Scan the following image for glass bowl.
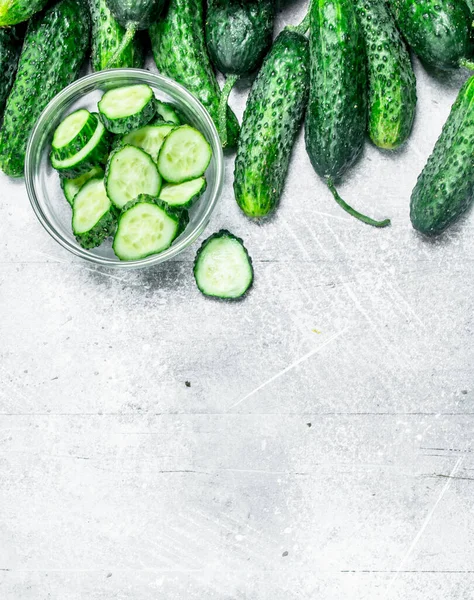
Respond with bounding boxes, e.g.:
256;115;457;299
25;69;224;269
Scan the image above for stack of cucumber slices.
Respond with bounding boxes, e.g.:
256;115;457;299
50;83;212;261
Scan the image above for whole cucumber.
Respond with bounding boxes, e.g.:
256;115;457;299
410;76;474;235
89;0;144;70
149;0;240;148
206;0;275;76
387;0;473;70
0;0;47;26
0;0;90;178
356;0;417;149
233;30;310;218
0;27;23;118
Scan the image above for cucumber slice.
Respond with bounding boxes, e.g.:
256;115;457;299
157;125;212;183
98;84;156;134
60;166;105;206
51;118;110;179
113;195;189;261
105;145;162;209
155;100;181;125
119;123;175;162
72;177;117;249
51;109;98;161
159;177;206;209
194;230;253;299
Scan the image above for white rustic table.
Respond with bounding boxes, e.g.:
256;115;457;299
1;1;473;598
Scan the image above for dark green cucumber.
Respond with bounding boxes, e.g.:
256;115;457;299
0;0;90;178
89;0;144;70
410;75;474;235
356;0;417;150
233;30;309;218
388;0;473;70
305;0;389;228
104;0;166;68
206;0;275;76
149;0;240;148
0;0;47;26
0;27;22;118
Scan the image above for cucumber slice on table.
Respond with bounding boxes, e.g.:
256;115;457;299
118;123;175;162
105;145;162;209
157;125;212;183
60;166;105;206
155;100;181;125
98;84;156;133
72;177;117;248
51;109;98;161
51;118;110;178
113;195;188;261
159;177;206;209
194;230;253;299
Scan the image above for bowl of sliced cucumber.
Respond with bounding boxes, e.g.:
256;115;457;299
25;69;224;268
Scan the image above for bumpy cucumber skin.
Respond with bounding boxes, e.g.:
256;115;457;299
72;178;118;249
99;92;156;134
356;0;416;150
89;0;144;70
305;0;367;181
388;0;472;70
105;0;166;29
206;0;274;76
0;0;91;178
193;229;254;299
0;0;47;26
0;27;22;117
233;30;309;218
52;111;98;162
410;76;474;236
149;0;240;148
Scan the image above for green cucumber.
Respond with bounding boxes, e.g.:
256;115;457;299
159;177;206;209
98;84;156;134
410;75;474;236
0;0;91;178
89;0;145;70
233;30;309;219
113;195;188;261
52;109;98;162
387;0;473;70
104;0;166;68
157;125;212;184
60;166;105;206
0;0;47;26
72;177;117;249
305;0;390;228
105;144;162;209
149;0;240;148
194;230;253;299
118;122;175;162
155;101;181;125
0;27;22;118
51;119;110;179
356;0;417;150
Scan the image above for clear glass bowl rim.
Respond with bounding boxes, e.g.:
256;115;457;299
24;68;225;269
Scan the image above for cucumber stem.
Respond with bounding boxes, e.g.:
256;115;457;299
286;0;312;35
105;23;138;69
327;179;391;228
218;74;239;148
460;58;474;71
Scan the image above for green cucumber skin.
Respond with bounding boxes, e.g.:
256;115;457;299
305;0;367;182
149;0;240;148
0;0;47;26
0;0;91;178
105;0;166;29
388;0;472;70
99;95;156;134
206;0;274;76
233;30;309;218
0;27;22;118
356;0;416;150
410;76;474;236
89;0;144;70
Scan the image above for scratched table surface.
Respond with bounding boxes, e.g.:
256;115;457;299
1;2;474;599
